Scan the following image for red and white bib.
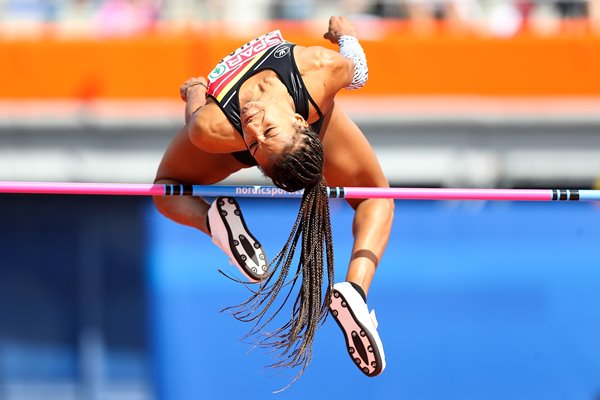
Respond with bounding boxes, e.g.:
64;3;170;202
207;31;285;102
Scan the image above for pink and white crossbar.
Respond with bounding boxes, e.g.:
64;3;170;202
0;181;599;201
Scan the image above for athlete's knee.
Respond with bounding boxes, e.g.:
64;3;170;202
378;198;395;227
366;198;395;231
384;198;395;217
151;177;178;213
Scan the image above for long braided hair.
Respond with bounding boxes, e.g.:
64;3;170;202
226;125;334;384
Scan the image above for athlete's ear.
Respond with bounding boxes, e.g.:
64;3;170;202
293;113;309;127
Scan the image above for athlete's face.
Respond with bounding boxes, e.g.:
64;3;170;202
241;101;308;168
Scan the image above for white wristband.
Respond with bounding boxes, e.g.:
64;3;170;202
338;35;368;90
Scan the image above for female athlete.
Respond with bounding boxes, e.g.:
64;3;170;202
154;16;394;381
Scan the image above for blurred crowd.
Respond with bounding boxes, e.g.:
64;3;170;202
0;0;599;37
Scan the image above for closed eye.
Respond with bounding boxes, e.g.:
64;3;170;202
266;127;280;138
248;141;258;154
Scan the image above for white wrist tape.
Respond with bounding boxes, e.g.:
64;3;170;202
338;35;368;90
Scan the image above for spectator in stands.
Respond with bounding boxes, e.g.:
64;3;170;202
590;0;600;32
402;0;481;35
270;0;315;20
94;0;159;37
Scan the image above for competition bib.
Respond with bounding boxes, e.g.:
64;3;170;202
207;31;285;101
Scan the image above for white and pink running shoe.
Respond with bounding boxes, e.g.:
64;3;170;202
208;197;269;282
330;281;386;377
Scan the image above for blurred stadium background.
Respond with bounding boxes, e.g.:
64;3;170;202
1;1;600;399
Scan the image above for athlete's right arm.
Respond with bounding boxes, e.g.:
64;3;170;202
181;79;217;151
182;81;243;154
179;76;209;124
152;78;248;234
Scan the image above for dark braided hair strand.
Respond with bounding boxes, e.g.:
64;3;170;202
225;125;335;387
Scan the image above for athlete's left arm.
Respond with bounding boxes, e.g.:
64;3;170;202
320;103;394;294
323;16;369;91
298;16;369;112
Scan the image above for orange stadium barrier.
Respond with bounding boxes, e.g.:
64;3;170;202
2;22;600;99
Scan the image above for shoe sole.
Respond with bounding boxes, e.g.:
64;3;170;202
210;197;268;282
330;286;385;377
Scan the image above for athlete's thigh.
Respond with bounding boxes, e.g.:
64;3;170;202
320;103;389;188
155;126;249;184
320;103;389;208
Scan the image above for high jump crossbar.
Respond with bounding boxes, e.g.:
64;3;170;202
0;181;599;201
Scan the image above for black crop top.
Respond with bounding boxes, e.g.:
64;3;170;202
206;30;324;166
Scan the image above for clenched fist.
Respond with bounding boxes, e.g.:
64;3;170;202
323;16;358;44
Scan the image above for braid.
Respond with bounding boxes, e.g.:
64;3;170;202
224;125;335;388
264;125;323;191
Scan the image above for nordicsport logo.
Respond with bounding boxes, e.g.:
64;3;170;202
235;186;303;197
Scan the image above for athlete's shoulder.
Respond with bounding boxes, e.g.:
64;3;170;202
295;46;352;77
294;45;354;94
294;45;344;71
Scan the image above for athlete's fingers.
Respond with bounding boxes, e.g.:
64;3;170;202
323;31;335;43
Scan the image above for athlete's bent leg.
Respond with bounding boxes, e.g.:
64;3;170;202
153;126;269;282
329;198;394;376
319;104;394;376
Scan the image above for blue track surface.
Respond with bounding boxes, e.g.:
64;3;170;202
147;199;600;400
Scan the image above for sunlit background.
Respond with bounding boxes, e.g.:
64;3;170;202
1;1;600;399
